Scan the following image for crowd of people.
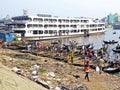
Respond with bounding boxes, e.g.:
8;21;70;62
1;39;120;83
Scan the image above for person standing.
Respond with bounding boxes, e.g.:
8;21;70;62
70;50;74;64
84;61;90;81
66;54;71;63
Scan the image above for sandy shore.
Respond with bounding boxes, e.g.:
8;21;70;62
0;48;120;90
0;63;47;90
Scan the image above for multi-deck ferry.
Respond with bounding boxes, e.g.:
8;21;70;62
7;14;105;40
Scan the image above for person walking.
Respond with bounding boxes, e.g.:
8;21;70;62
84;61;90;82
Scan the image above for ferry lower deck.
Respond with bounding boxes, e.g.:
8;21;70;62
21;31;105;41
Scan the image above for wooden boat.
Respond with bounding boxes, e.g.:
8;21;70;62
17;45;26;49
103;67;120;73
113;31;116;34
103;40;118;44
76;44;90;50
112;48;120;53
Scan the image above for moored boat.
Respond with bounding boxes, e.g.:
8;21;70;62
113;31;116;34
112;44;120;53
76;44;90;50
112;48;120;53
103;67;120;73
103;40;118;44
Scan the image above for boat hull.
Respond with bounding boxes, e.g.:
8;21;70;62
112;49;120;53
103;67;120;73
103;40;118;44
22;31;105;41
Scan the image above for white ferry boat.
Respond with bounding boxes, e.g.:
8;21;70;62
7;14;105;40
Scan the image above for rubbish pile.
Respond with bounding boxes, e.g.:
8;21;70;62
1;55;87;90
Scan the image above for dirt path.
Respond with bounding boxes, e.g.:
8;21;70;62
0;63;47;90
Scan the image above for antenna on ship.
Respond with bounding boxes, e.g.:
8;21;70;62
23;9;28;16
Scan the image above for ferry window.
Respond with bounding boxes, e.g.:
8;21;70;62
44;19;48;22
38;18;43;22
70;20;73;23
39;30;43;34
98;24;101;27
74;30;77;33
81;30;84;32
59;30;62;33
27;24;32;28
63;30;65;33
44;25;48;28
33;30;38;34
33;18;37;21
49;25;53;27
77;20;79;23
29;30;32;33
87;25;89;27
33;24;38;27
49;30;53;34
58;19;62;23
53;19;57;22
81;20;84;23
54;25;57;27
17;24;25;28
66;25;69;27
28;18;32;21
66;30;69;33
98;28;101;31
73;25;77;28
66;20;69;23
81;25;84;28
58;25;62;28
44;30;48;34
39;24;43;27
71;30;73;33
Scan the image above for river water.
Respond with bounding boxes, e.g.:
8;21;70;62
49;28;120;75
61;28;120;49
59;28;120;75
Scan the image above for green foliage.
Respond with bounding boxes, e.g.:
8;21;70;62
39;68;47;73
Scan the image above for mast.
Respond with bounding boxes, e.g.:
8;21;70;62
23;9;28;16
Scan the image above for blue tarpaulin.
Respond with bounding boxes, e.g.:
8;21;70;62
0;30;14;42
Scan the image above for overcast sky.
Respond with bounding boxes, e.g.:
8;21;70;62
0;0;119;19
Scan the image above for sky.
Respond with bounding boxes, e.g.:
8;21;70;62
0;0;120;19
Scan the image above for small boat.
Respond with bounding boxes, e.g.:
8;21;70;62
17;45;26;49
76;44;90;50
112;48;120;53
103;40;118;44
113;31;116;34
103;67;120;73
51;40;61;44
